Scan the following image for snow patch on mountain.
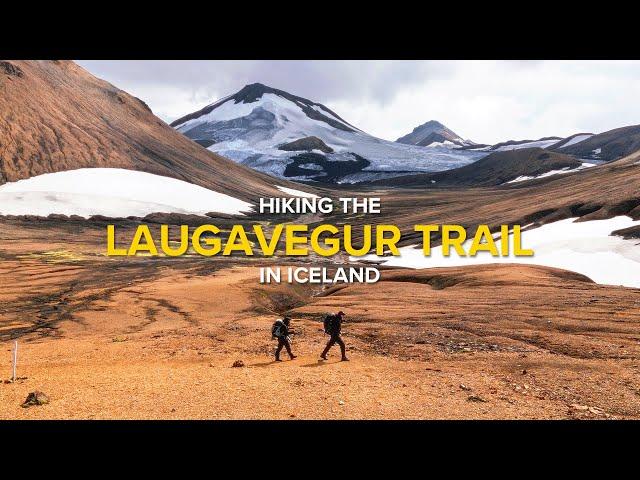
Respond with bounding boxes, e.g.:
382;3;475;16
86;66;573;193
505;162;596;184
554;134;594;149
276;185;319;198
0;168;253;218
489;137;563;152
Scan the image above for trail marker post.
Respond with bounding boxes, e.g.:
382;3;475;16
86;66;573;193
12;340;17;382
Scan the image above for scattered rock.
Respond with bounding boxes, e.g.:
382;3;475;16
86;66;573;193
232;360;245;368
459;384;472;391
522;369;527;375
569;403;607;417
21;391;50;408
0;61;24;78
467;395;487;403
338;400;345;406
278;136;334;154
588;406;604;415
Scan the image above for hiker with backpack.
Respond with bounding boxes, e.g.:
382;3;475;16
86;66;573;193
320;311;349;362
272;317;297;362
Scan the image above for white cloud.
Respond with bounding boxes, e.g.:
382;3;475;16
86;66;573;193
78;60;640;144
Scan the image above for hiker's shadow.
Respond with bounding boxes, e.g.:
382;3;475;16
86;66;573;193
300;360;337;368
250;361;279;368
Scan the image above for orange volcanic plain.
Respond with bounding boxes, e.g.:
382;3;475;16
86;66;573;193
1;220;639;419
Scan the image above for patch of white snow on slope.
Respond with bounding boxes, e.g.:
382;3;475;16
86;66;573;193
0;168;253;218
492;138;562;151
505;163;596;184
359;216;640;288
559;134;594;148
276;185;319;198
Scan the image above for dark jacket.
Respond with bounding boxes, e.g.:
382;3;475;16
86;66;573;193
330;315;343;335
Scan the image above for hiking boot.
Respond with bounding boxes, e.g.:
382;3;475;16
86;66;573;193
319;355;327;361
275;358;282;362
290;355;297;360
341;357;350;362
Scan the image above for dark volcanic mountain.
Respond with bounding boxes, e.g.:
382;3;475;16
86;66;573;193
396;120;468;147
0;61;292;202
370;148;588;187
553;125;640;161
171;83;485;183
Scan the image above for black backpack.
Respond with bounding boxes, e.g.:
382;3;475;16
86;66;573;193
272;320;285;338
323;314;336;335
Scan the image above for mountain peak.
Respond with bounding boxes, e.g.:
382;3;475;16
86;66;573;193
396;120;466;147
413;120;446;132
232;83;280;103
171;83;357;133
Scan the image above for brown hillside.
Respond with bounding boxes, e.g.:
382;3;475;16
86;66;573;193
0;60;303;202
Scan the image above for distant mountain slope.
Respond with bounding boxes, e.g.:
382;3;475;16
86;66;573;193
554;124;640;161
370;148;589;187
548;133;594;150
171;83;485;183
395;120;469;147
0;61;295;203
455;136;568;153
487;136;563;151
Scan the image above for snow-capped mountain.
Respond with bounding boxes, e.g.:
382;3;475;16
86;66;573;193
171;83;486;183
395;120;471;147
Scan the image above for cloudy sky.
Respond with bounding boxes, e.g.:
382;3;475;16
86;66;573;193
78;61;640;144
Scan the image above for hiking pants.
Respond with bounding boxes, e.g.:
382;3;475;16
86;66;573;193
276;337;294;360
321;334;346;359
